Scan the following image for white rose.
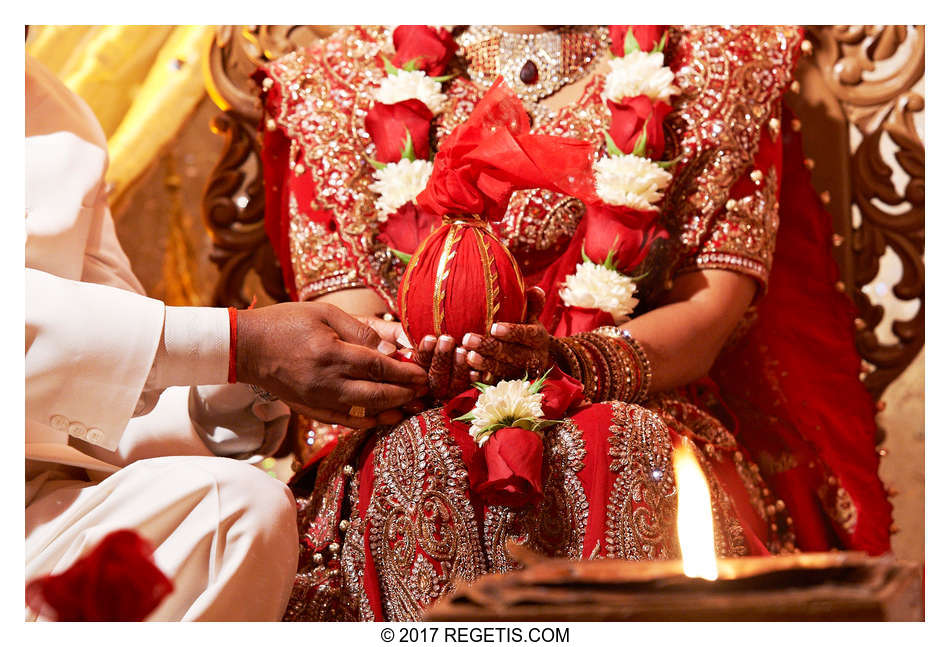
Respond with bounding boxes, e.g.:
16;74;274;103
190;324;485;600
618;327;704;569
603;50;679;103
559;260;639;324
469;379;545;446
368;158;434;218
375;69;447;114
594;154;672;211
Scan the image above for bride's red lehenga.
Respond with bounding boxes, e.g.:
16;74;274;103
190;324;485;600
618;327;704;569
256;26;894;621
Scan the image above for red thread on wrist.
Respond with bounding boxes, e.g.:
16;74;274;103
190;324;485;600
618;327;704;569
228;307;238;384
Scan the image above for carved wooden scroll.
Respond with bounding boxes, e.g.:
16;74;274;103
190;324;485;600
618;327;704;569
202;25;924;396
785;26;924;401
201;26;328;306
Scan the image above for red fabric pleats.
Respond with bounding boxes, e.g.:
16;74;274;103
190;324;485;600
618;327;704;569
710;102;893;554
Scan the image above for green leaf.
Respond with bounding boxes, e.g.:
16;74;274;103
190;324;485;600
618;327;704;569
510;418;538;431
473;382;492;392
581;244;592;265
390;248;413;264
453;411;476;422
403;57;420;72
364;154;387;171
382;55;399;76
528;367;554;395
430;72;456;83
603;131;624;158
635;113;655;158
624;28;640;56
400;128;416;162
656;154;682;170
603;240;621;272
652;30;669;55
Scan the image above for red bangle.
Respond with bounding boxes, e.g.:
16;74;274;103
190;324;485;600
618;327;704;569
228;306;238;384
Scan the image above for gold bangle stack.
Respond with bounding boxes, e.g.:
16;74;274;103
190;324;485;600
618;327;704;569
550;327;653;403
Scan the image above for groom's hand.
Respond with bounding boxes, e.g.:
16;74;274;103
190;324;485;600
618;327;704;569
236;302;427;428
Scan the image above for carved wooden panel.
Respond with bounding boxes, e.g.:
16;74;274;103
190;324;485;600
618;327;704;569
201;25;924;394
786;26;924;401
201;26;329;306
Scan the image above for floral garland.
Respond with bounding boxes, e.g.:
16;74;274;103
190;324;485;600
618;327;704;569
364;26;457;260
559;25;678;325
365;25;676;309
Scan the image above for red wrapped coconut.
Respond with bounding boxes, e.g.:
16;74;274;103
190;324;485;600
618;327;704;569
398;80;597;348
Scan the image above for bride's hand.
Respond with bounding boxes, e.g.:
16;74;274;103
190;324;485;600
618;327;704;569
415;334;471;400
461;287;552;381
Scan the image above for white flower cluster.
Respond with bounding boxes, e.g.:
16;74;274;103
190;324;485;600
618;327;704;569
369;42;451;223
593;155;672;212
596;39;678;209
559;260;640;323
368;158;434;218
375;69;447;114
469;379;545;447
603;50;678;104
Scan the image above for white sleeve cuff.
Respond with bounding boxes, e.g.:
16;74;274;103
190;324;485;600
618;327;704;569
153;306;230;387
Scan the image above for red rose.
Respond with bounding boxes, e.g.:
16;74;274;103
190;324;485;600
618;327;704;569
553;306;617;337
392;25;458;76
539;366;586;418
25;530;173;621
365;99;433;163
606;96;672;159
474;427;544;508
609;25;667;57
378;202;440;256
583;202;668;274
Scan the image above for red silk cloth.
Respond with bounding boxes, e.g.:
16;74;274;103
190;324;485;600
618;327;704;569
415;79;597;221
400;80;598;349
26;530;173;621
398;220;527;349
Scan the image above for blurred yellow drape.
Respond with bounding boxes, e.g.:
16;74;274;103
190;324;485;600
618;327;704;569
27;25;214;209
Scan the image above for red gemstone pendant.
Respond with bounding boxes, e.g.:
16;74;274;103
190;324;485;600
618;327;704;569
519;60;539;85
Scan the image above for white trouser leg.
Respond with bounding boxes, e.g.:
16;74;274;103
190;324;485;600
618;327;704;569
26;456;298;621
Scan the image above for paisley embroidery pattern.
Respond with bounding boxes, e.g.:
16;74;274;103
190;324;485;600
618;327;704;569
366;411;486;621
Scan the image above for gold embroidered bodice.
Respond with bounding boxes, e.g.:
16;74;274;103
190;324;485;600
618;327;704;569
262;25;801;309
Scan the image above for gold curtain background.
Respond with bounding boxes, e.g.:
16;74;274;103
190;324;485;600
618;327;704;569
27;26;214;209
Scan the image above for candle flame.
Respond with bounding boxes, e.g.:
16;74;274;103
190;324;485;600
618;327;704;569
673;438;719;580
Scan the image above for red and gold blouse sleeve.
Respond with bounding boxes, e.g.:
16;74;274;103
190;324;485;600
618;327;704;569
662;26;803;292
258;26;404;307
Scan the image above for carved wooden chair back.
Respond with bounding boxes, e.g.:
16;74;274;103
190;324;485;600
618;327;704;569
201;25;924;404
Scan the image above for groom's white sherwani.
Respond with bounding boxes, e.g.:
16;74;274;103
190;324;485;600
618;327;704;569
25;55;298;621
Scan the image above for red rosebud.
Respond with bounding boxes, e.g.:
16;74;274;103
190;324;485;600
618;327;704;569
474;427;544;508
392;25;459;76
378;202;441;257
553;305;617;337
583;202;668;274
606;95;672;159
364;99;433;163
538;366;586;418
26;530;173;621
609;25;667;57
